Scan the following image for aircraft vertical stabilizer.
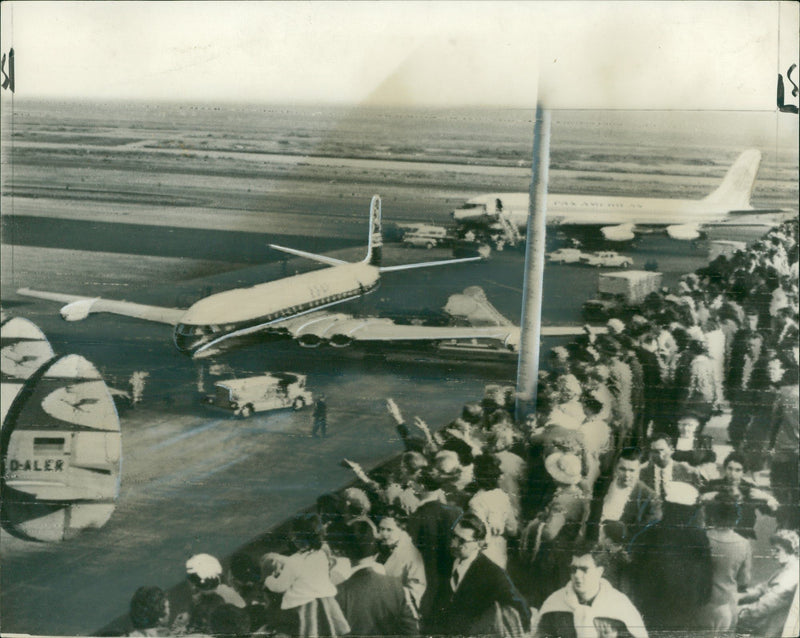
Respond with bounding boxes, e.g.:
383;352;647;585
702;149;761;210
364;195;382;267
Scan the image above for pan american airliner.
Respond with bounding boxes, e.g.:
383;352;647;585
452;149;788;241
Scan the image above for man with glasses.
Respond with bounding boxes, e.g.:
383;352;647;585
433;512;530;636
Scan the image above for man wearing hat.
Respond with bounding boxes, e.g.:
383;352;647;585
671;409;717;478
628;481;713;632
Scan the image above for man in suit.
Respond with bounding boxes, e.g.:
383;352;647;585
434;512;530;636
406;469;462;630
586;449;661;549
335;520;418;636
639;434;702;501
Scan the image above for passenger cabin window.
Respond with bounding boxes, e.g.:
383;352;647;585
34;437;65;455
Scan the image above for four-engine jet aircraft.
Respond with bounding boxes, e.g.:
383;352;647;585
17;196;483;358
452;149;782;241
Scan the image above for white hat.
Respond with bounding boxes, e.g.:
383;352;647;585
544;452;582;485
663;481;699;506
686;326;706;343
606;318;625;334
186;553;222;580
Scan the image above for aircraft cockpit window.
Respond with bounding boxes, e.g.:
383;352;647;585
461;203;483;209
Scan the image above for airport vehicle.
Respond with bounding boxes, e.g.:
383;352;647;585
579;251;633;268
204;372;313;417
402;224;450;249
581;270;663;322
1;317;121;542
546;248;585;263
709;240;746;261
451;149;778;241
18;196;482;359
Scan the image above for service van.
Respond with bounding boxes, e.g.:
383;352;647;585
402;225;449;249
203;372;313;417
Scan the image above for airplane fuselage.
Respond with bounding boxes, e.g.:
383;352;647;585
173;262;380;356
452;192;746;229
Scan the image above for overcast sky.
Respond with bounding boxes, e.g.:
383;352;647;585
1;1;798;110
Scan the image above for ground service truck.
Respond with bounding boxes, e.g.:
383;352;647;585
581;270;663;322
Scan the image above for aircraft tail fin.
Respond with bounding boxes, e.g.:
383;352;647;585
363;195;382;267
362;194;482;272
703;149;761;210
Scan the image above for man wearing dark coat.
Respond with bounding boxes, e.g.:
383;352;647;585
335;520;418;636
312;394;327;437
585;450;661;548
405;469;462;630
433;513;531;636
639;434;702;500
628;481;713;632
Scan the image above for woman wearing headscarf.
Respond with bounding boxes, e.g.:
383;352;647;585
521;452;588;608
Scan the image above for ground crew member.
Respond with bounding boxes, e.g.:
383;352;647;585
312;395;327;437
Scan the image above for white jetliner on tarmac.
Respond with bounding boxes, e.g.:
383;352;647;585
17;196;483;358
452;149;781;241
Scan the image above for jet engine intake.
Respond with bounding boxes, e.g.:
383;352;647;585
297;334;322;348
329;334;354;348
600;223;636;242
666;224;701;240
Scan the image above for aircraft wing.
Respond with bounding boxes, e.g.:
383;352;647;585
282;313;597;350
16;288;185;325
268;244;348;266
279;286;602;351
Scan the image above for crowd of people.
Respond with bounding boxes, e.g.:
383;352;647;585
124;220;799;637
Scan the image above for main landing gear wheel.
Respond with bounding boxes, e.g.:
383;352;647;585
292;397;306;410
240;404;254;417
